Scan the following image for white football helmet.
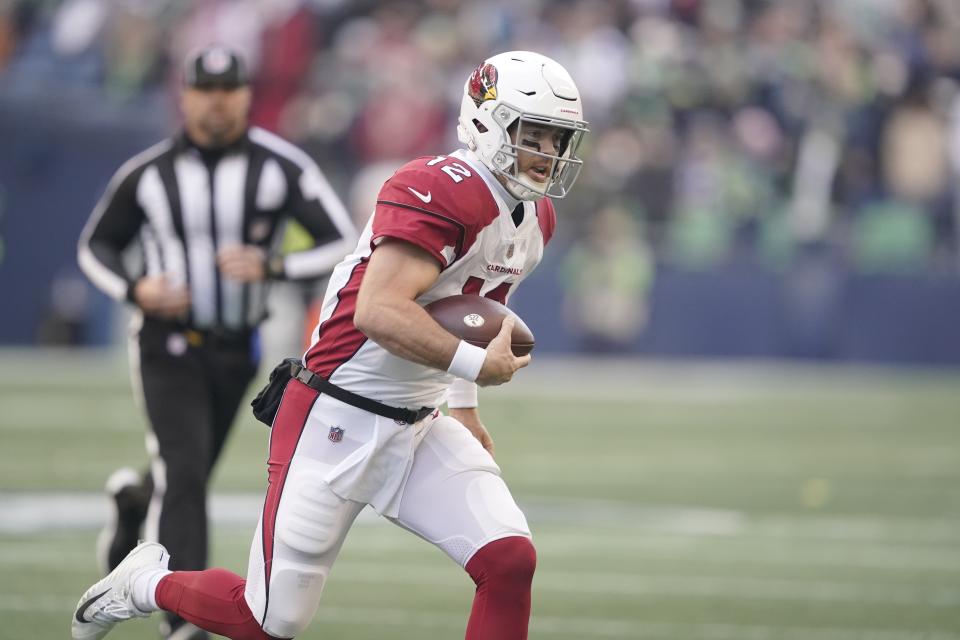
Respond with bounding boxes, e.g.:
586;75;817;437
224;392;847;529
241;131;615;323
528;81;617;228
457;51;589;201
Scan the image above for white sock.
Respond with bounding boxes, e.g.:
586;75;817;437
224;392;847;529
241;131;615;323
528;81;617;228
131;568;171;612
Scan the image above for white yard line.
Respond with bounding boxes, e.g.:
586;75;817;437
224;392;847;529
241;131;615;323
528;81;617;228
6;533;959;575
3;492;960;542
3;494;960;580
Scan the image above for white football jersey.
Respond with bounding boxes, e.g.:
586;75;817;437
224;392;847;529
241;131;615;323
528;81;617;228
303;149;557;409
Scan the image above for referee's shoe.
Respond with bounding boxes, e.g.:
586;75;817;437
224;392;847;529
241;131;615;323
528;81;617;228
96;468;150;574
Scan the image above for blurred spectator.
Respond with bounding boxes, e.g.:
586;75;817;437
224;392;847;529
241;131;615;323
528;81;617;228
5;0;960;353
560;204;654;352
882;81;948;204
248;0;315;133
0;0;31;70
100;2;167;100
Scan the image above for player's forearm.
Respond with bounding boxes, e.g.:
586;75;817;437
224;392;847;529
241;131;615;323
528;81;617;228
449;406;480;423
354;297;460;371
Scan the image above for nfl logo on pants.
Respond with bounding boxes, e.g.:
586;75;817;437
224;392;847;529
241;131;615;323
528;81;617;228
328;426;345;443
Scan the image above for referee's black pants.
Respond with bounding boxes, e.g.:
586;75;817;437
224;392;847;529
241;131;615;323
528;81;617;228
135;319;259;625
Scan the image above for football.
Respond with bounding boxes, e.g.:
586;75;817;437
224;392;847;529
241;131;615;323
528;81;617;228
424;294;535;356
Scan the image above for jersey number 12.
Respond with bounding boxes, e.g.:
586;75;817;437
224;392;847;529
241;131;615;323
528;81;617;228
427;156;472;184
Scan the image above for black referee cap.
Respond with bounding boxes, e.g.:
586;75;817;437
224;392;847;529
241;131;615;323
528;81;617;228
183;46;249;89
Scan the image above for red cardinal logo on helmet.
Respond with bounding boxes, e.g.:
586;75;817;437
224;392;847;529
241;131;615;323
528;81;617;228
468;63;498;107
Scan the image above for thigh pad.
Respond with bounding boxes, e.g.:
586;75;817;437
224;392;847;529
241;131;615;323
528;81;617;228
276;467;349;556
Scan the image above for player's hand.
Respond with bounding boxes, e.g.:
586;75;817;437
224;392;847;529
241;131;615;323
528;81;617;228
475;316;531;387
450;407;495;457
133;275;190;319
218;245;266;282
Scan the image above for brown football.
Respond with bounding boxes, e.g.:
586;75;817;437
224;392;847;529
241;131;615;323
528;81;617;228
424;294;535;356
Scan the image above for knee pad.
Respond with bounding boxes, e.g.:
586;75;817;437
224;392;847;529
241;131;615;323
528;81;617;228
261;564;328;638
259;468;355;636
275;468;346;557
429;475;531;566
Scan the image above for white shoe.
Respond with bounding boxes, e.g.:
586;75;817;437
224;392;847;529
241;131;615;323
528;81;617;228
71;541;170;640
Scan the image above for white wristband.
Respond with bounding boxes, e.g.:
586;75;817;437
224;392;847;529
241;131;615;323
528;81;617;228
447;378;479;408
447;340;486;382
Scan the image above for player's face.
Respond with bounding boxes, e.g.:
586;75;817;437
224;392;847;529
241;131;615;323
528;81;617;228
180;85;251;149
513;123;568;185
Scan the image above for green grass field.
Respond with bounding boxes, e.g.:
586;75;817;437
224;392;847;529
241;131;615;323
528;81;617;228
2;350;959;639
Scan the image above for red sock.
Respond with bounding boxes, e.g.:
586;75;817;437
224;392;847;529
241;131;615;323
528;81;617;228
464;536;537;640
156;569;283;640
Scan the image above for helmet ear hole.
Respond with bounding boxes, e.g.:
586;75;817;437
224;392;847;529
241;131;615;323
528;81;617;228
472;119;488;134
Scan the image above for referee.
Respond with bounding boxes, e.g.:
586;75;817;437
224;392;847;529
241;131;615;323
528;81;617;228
77;46;356;640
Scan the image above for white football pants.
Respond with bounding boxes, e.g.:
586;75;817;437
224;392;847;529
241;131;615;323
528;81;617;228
243;384;531;638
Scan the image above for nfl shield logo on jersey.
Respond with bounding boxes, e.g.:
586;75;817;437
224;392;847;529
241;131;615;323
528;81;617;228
328;426;345;443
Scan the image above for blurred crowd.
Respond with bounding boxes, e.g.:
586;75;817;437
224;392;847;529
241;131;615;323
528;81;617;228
3;0;960;348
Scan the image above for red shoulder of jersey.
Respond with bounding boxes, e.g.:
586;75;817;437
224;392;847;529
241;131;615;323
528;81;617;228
535;197;557;246
373;155;498;268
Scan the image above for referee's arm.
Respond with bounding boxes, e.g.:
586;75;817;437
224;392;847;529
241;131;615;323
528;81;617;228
78;168;145;302
266;162;357;280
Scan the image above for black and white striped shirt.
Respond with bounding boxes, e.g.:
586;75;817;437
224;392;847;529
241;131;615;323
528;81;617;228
78;126;356;330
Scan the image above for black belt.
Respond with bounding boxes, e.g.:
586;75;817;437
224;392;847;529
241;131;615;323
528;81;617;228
143;319;253;348
293;364;434;425
183;327;253;348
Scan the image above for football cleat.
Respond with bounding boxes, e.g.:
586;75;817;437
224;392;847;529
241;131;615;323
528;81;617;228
96;467;149;574
72;541;169;640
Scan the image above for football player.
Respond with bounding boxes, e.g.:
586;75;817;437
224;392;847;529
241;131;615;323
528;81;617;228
72;50;588;640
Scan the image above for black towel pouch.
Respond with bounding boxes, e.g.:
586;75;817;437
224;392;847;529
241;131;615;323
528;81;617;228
251;357;301;426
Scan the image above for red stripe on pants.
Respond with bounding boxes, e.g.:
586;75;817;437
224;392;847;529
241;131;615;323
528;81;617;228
261;380;319;593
